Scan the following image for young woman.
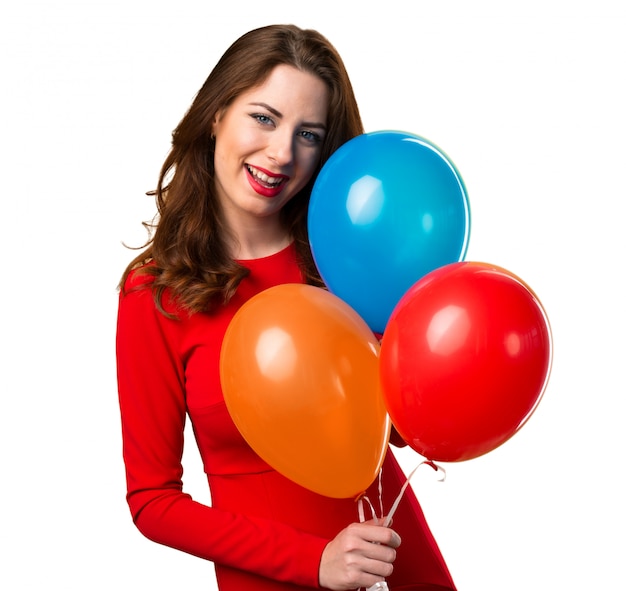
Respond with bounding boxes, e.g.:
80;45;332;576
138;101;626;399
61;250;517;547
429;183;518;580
116;24;456;591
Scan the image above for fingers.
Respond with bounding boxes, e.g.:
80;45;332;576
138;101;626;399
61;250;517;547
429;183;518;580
360;552;395;578
350;521;401;548
319;521;402;590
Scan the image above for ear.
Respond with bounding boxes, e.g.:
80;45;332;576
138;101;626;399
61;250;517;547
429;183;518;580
211;109;224;138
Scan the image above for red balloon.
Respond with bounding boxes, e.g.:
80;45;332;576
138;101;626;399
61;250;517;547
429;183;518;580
379;262;552;462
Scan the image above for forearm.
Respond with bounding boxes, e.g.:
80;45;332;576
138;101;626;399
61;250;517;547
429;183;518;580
130;489;327;587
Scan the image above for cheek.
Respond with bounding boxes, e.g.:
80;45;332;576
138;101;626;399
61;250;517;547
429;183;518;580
216;127;260;164
212;149;230;185
298;149;323;181
236;129;264;154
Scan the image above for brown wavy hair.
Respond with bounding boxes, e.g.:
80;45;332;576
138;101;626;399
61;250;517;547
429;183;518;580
119;24;364;315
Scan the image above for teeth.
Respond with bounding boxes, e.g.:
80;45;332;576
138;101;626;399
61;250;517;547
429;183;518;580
247;165;283;186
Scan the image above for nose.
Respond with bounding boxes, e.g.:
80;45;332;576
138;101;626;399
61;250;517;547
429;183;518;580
267;129;294;167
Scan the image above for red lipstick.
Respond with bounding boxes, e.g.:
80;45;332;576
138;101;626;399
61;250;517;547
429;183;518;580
245;164;289;198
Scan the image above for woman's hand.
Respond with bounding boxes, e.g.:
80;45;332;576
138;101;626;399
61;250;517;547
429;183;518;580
318;518;401;590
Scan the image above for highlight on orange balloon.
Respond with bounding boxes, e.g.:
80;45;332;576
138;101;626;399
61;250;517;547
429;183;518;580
220;283;391;499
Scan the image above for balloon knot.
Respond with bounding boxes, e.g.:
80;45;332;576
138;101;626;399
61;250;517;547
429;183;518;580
422;460;446;482
354;491;367;503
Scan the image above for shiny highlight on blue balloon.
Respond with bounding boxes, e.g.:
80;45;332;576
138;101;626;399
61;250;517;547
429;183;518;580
308;130;471;334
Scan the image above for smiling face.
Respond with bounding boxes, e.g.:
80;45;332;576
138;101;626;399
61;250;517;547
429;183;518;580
211;64;329;242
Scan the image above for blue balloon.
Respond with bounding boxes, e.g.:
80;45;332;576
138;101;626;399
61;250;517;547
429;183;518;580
308;130;470;334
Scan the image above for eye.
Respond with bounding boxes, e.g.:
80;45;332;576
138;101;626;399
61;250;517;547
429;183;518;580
251;113;275;126
298;129;323;144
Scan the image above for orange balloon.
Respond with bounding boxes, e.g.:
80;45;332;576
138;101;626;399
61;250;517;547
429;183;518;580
220;284;390;499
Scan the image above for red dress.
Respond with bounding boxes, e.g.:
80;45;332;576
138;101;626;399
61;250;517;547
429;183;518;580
116;243;456;590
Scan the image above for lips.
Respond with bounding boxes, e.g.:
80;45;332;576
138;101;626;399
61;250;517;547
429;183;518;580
245;164;289;197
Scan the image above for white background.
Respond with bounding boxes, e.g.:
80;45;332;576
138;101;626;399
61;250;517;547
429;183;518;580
2;1;625;589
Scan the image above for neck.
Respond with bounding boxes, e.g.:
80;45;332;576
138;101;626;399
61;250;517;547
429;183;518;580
226;218;292;260
220;202;292;260
233;233;292;260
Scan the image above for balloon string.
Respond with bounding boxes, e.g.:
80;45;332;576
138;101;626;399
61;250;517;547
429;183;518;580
357;478;390;590
382;460;446;528
366;583;389;591
361;479;390;591
356;468;385;524
360;462;445;591
377;467;384;521
357;493;377;523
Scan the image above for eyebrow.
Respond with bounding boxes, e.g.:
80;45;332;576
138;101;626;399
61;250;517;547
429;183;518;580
248;102;327;130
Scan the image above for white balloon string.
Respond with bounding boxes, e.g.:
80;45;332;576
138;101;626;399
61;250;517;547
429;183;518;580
357;496;365;523
377;467;384;522
361;463;445;591
382;460;446;528
357;493;378;523
360;471;389;591
366;582;389;591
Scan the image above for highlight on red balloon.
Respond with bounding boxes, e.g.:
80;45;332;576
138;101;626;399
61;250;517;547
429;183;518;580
379;261;552;463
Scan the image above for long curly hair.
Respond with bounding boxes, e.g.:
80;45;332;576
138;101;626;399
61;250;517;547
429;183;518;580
119;24;364;315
